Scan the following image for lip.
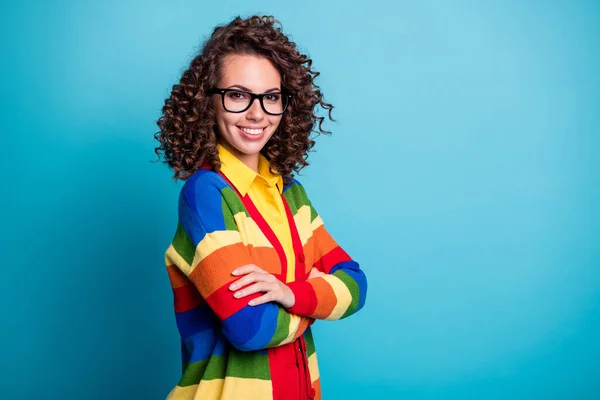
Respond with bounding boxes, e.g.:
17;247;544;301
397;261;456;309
236;125;267;141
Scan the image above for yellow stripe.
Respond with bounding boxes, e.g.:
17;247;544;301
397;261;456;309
194;379;225;399
189;230;242;274
311;215;324;232
166;383;199;399
165;244;191;275
232;212;273;247
294;205;313;246
166;379;224;400
280;313;303;345
165;377;271;400
308;352;320;381
221;377;272;400
322;274;352;320
186;211;275;275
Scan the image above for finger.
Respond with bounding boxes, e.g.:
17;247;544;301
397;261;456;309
229;272;270;291
234;282;275;299
232;264;267;276
249;292;273;306
308;267;323;279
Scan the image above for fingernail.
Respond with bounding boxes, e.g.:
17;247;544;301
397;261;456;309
249;300;255;306
232;270;239;275
234;292;242;298
229;284;237;290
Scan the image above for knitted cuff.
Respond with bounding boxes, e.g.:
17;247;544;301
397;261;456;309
286;280;317;316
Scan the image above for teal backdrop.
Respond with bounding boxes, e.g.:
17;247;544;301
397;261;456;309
2;1;599;399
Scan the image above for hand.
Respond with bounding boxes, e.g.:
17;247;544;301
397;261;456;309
229;264;295;308
308;267;325;279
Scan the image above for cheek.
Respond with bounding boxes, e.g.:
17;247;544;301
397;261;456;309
269;115;283;130
215;108;237;129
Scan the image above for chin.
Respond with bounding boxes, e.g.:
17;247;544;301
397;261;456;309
230;130;272;153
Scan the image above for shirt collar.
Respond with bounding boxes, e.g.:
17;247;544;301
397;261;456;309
217;143;283;196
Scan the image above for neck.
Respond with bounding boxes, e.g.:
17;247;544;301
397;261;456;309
218;140;259;173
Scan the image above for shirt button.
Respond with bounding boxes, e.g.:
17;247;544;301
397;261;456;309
298;253;305;263
309;388;316;398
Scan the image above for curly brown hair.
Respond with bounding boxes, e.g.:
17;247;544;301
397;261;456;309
154;15;334;182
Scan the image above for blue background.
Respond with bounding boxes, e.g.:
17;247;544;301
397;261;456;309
2;1;599;399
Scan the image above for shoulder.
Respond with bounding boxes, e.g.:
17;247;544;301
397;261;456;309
283;178;313;211
179;169;230;211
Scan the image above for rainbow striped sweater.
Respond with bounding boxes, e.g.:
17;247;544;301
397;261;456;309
164;168;367;399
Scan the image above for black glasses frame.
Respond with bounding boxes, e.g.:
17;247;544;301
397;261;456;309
208;88;292;115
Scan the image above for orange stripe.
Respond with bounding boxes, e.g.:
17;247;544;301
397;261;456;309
249;246;282;275
292;317;313;341
309;277;337;319
302;236;316;274
189;242;252;297
312;377;322;400
312;225;338;261
166;264;190;288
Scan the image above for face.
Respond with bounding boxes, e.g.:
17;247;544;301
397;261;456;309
213;54;283;171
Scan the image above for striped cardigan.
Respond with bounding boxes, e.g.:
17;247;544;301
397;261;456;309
164;168;367;399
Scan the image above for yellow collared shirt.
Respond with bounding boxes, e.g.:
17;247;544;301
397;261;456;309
217;144;296;283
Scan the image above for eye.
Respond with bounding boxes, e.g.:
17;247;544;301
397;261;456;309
226;91;250;101
264;93;281;103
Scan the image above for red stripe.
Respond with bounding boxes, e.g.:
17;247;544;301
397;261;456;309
205;284;262;320
286;280;318;316
172;284;204;313
314;246;352;274
269;341;300;400
212;167;314;396
241;195;288;281
217;170;290;282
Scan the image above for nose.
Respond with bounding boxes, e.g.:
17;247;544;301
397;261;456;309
245;97;265;121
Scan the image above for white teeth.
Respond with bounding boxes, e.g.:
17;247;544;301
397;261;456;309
240;127;264;135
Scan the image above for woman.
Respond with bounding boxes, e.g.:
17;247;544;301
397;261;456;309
155;15;367;400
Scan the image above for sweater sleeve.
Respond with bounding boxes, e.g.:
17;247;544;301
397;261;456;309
285;187;368;320
165;177;313;352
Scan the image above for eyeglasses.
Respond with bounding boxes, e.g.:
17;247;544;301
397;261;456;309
208;88;292;115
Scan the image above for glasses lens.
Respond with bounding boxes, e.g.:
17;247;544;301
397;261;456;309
262;93;286;115
223;91;251;112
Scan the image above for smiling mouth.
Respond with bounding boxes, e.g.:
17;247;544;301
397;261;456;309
237;126;266;135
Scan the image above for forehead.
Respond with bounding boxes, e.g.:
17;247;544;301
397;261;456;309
219;54;281;91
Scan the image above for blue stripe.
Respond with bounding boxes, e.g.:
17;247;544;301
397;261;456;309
222;304;278;351
283;178;302;192
241;304;278;350
181;340;191;364
184;329;217;363
180;170;230;246
330;261;367;311
175;304;218;340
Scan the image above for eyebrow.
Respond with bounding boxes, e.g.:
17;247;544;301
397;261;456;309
227;84;281;93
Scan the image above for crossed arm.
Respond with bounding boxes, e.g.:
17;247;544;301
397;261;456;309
166;180;367;352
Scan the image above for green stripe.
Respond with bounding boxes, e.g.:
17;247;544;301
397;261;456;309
334;270;360;319
304;328;316;357
310;204;318;222
179;351;270;385
203;355;227;380
267;308;291;347
222;197;237;231
226;348;271;380
221;186;249;217
172;222;195;266
283;183;311;216
179;359;209;386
